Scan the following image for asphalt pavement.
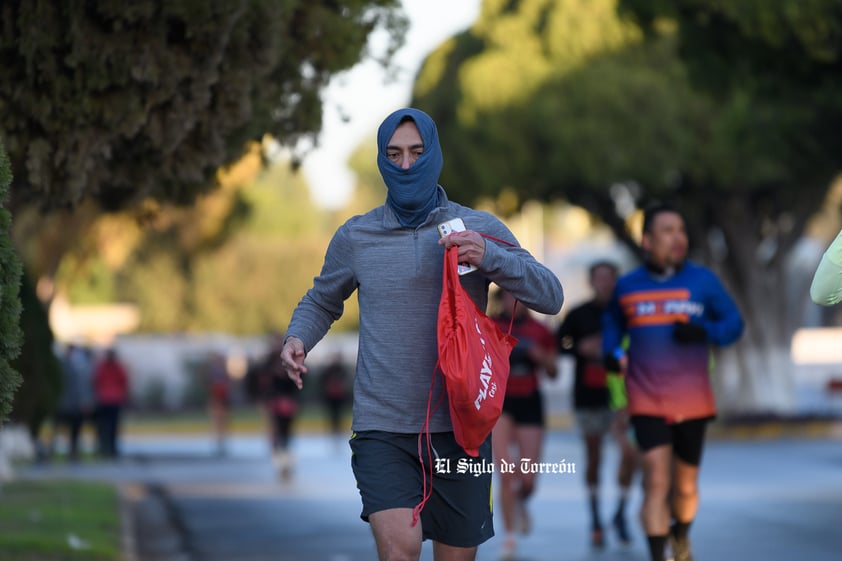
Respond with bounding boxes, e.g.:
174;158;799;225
17;426;842;561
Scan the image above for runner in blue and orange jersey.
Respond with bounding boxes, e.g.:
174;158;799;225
602;203;743;561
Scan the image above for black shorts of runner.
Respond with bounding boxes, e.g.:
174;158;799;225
349;430;494;547
501;390;544;426
630;416;712;466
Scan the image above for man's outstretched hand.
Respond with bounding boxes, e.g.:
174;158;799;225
281;336;308;390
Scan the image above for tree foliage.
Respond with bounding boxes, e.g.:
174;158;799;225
0;140;23;422
49;152;373;335
9;272;61;437
412;0;642;209
114;158;337;334
46;130;390;335
0;0;407;425
413;0;842;412
0;0;406;211
619;0;842;195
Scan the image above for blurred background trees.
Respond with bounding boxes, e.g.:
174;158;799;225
0;0;406;425
412;0;842;412
3;0;407;286
0;0;406;211
0;142;23;422
3;0;842;419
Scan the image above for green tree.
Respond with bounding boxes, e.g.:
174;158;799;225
1;0;406;427
131;159;341;334
51;129;397;335
0;0;407;211
413;0;842;413
0;141;23;422
9;272;61;439
4;0;408;310
63;157;361;335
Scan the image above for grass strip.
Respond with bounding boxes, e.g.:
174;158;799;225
0;479;121;561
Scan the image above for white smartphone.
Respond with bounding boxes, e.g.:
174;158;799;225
437;217;478;275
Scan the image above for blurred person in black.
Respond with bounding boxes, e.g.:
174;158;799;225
557;261;638;548
319;351;351;437
248;333;300;480
491;289;558;560
205;351;230;456
51;343;96;462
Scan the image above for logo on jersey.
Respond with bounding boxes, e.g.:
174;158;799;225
619;289;703;327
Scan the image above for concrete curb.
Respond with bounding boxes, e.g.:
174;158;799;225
126;481;194;561
119;483;139;561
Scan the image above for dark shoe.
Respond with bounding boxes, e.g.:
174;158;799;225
612;511;632;546
590;527;605;549
669;535;694;561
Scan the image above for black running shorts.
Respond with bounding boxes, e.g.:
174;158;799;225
501;390;545;426
349;430;495;547
630;415;711;466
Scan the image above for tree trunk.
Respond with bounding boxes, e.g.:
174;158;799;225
702;196;804;415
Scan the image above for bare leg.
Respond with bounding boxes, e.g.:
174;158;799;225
369;508;423;561
432;541;478;561
491;414;517;558
616;433;638;489
584;433;603;490
640;444;672;561
613;424;638;544
491;414;517;535
640;444;672;534
209;402;228;455
583;431;604;546
514;424;543;535
671;458;700;524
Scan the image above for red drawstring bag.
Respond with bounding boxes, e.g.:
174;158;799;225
437;245;518;456
412;242;518;525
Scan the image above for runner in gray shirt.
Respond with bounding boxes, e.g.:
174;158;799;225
281;107;563;561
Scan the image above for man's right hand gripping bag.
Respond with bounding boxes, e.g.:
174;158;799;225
437;246;518;457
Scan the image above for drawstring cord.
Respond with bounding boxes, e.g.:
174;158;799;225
413;356;446;526
413;232;518;525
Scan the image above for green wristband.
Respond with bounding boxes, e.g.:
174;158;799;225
606;373;627;410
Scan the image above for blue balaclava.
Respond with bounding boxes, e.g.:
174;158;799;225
376;107;443;228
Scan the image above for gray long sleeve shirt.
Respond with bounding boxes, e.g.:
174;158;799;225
287;188;564;433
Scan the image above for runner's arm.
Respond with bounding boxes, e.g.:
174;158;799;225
811;229;842;306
